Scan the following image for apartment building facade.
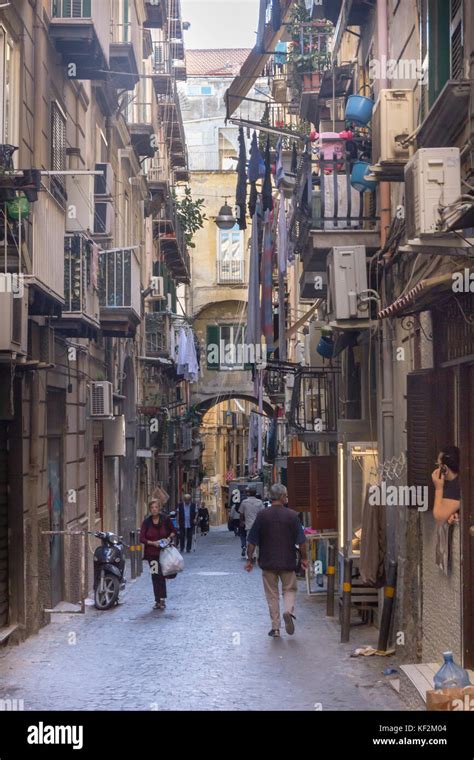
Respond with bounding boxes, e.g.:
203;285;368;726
0;0;192;642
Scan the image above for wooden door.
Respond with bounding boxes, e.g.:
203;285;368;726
287;455;337;530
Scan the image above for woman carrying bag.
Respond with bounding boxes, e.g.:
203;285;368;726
140;499;177;610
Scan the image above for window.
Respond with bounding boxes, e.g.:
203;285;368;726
420;0;462;118
206;323;251;371
217;224;244;284
51;101;67;202
0;28;19;148
187;84;214;97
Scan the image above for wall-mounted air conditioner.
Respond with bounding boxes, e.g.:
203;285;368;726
405;148;461;240
94;201;114;236
327;246;368;321
0;290;28;355
372;89;414;165
149;275;165;300
94;163;114;197
66;175;95;234
90;381;114;418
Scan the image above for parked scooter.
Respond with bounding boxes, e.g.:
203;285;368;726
89;531;126;610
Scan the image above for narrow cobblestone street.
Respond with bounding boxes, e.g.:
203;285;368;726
0;528;407;711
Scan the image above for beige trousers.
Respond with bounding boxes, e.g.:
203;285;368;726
262;570;297;630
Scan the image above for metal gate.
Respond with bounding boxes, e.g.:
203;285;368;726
0;423;9;628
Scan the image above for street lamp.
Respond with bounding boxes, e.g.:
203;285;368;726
215;197;236;230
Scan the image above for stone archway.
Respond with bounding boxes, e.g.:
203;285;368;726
194;393;273;419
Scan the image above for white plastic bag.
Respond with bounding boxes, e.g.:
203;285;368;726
159;545;184;577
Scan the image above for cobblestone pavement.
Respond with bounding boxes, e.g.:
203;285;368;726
0;527;408;711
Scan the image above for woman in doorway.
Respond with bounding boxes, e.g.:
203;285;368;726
140;499;176;610
432;446;461;524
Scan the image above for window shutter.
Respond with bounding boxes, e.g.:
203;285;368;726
450;0;464;80
310;455;337;531
287;456;311;511
407;370;436;488
206;325;219;370
406;369;454;500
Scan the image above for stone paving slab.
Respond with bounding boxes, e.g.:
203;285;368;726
0;527;408;712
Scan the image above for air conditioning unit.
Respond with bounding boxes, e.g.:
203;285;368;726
0;290;28;355
372;89;414;165
94;201;114;236
66;175;95;233
327;245;368;321
94;163;114;197
149;275;165;300
405;148;461;240
90;381;114;418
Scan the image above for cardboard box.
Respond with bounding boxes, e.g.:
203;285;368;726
426;685;474;711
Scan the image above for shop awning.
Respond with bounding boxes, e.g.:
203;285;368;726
225;0;294;118
377;273;456;319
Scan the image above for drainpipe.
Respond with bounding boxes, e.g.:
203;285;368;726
377;0;395;562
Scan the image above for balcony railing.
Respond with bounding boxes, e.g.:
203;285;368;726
158;200;190;283
32;192;66;303
63;234;100;324
145;312;171;358
98;247;141;328
173;420;193;453
50;0;110;73
263;361;297;399
217;259;245;284
289;367;340;439
313;158;379;231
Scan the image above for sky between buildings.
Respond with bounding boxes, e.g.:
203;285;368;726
181;0;260;50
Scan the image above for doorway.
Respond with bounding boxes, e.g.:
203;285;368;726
461;364;474;668
47;391;65;609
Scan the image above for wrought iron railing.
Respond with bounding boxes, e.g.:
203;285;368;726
217;259;245;284
289;367;340;437
313;157;379;231
145;312;171;357
98;247;141;316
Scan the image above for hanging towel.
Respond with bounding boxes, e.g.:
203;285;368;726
260;213;274;355
247;213;262;348
275;137;286;189
262;136;273;213
248;132;260;218
236;127;247;231
277;191;288;275
177;327;188;376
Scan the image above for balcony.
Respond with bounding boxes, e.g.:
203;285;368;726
301;157;380;271
263;361;297;404
110;10;142;90
217;259;245;285
55;234;100;337
151;41;173;95
98;247;142;337
143;312;173;361
49;0;110;80
146;161;170;206
128;101;155;158
289;367;340;442
172;420;193;453
144;0;167;28
156;201;190;284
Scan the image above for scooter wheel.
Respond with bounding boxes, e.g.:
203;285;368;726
94;574;120;610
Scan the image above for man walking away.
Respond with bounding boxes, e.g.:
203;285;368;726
178;494;197;553
239;487;264;558
245;483;308;637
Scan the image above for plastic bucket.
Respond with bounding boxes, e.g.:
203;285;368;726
351;161;376;192
316;335;334;359
345;95;374;126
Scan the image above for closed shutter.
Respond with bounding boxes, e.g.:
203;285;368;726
450;0;464;80
311;455;337;531
287;456;311;510
0;423;8;628
206;325;219;370
406;369;454;498
51;101;66;202
287;455;337;529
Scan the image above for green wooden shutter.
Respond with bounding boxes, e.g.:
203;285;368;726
450;0;464;80
206;325;219;370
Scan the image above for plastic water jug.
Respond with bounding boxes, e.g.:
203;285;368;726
433;651;471;689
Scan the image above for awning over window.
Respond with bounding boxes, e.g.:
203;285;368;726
377;273;457;319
